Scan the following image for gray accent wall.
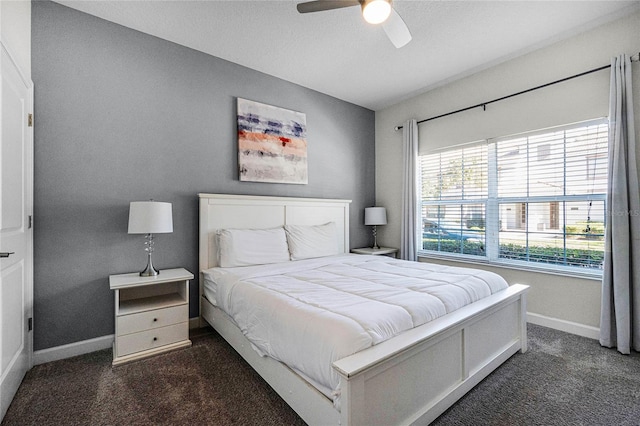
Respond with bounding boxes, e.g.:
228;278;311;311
32;1;375;351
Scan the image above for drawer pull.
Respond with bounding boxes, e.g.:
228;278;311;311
153;318;158;322
153;337;158;341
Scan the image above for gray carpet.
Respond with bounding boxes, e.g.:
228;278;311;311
2;324;639;425
434;324;640;426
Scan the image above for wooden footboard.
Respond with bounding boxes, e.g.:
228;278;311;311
335;283;528;426
201;283;528;426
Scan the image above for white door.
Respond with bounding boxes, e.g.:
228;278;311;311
0;42;34;420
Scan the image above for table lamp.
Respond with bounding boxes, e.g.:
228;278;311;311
365;207;387;249
128;201;173;276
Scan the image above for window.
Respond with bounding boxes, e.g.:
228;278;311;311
421;144;487;257
419;119;608;272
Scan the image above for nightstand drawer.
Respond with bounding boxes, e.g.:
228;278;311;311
116;322;188;357
116;304;188;336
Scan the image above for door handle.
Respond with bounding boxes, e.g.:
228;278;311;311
0;252;15;258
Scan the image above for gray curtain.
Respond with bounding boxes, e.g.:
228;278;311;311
400;119;419;261
600;54;640;354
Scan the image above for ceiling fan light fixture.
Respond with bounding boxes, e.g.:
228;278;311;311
361;0;391;25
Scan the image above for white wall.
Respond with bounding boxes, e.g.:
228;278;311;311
0;0;31;80
375;10;640;336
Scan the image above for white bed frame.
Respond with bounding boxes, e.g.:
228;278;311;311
198;193;529;426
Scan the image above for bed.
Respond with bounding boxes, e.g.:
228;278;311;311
198;193;529;425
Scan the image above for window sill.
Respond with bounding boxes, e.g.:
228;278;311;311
417;252;603;281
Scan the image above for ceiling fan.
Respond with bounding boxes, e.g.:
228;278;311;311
296;0;412;48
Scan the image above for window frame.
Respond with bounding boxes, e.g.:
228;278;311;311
418;118;608;277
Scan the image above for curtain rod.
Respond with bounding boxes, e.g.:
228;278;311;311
394;53;640;131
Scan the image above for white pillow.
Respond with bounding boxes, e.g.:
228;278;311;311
217;227;290;267
284;222;340;260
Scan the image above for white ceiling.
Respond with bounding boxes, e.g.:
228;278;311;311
54;0;639;111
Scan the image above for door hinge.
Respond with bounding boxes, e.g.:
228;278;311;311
28;113;33;127
28;215;33;229
28;317;33;331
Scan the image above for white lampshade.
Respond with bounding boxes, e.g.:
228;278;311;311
361;0;391;24
128;201;173;234
365;207;387;226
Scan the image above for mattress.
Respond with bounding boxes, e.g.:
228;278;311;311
202;254;509;404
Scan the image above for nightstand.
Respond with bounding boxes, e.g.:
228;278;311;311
109;268;194;366
351;247;399;258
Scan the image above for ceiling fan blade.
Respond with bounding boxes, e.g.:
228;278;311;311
297;0;360;14
382;8;412;48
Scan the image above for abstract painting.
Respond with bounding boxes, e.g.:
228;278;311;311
237;98;308;184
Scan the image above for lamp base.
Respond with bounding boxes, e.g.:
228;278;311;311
140;238;160;276
371;225;380;250
139;264;160;277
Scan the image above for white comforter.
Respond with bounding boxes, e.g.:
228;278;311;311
202;254;508;403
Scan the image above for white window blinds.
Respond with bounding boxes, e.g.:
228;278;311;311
419;118;608;272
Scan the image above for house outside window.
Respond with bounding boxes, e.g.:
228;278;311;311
419;118;608;273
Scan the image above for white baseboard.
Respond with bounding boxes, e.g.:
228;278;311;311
33;334;114;366
527;312;600;340
33;314;596;366
34;318;205;365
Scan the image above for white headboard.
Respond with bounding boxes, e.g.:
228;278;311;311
198;193;352;306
